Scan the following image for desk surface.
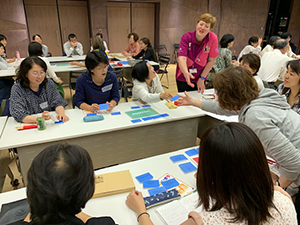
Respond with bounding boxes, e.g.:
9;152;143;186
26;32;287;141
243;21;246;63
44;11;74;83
0;101;205;150
0;147;197;225
47;55;86;63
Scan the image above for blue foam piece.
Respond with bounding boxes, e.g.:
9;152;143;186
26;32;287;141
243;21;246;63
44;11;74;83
179;162;197;173
86;113;97;116
148;186;166;196
161;178;180;190
142;117;152;121
170;95;180;101
131;106;140;109
136;172;153;183
131;119;142;123
99;103;109;110
142;104;151;108
119;61;129;65
185;148;199;156
83;115;104;122
170;154;187;163
160;113;169;117
111;112;121;115
143;180;160;188
54;120;64;124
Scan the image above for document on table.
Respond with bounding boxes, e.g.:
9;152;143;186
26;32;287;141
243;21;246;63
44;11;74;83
155;192;203;225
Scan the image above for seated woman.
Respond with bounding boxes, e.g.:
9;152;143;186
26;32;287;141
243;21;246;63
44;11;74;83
32;34;48;57
14;143;116;224
126;123;297;224
131;61;172;103
239;53;268;91
122;32;141;57
238;36;262;61
277;59;300;115
131;37;157;62
74;51;120;112
10;56;68;123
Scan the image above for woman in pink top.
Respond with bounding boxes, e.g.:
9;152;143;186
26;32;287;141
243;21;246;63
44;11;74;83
176;13;219;93
122;32;141;57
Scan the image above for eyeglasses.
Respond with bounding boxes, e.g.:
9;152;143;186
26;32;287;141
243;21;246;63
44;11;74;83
95;65;108;71
31;71;45;77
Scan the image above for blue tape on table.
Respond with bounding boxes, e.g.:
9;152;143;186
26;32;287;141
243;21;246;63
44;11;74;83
170;154;187;163
142;104;151;108
179;162;197;173
135;172;153;183
143;180;160;188
170;95;180;101
148;186;166;196
151;115;162;119
161;178;180;190
99;103;109;110
131;119;142;123
111;112;121;116
160;113;169;117
185;148;199;156
131;106;140;109
142;117;153;121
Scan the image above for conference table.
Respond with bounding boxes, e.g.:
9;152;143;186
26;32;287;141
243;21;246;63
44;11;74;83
0;147;198;225
0;100;205;183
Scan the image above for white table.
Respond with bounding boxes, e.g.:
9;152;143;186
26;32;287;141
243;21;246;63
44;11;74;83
0;101;205;183
0;116;7;139
0;147;197;225
47;55;86;63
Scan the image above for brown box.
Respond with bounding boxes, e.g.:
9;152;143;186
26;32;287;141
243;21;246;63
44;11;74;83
92;170;135;198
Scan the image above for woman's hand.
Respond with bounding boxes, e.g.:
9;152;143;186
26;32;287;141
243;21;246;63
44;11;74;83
56;113;69;122
126;190;147;215
183;72;195;88
107;101;117;111
177;91;194;106
160;92;173;101
90;104;99;112
196;79;205;94
42;111;51;120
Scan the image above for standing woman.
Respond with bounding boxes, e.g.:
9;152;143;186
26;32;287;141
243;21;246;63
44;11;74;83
176;13;219;93
132;37;157;62
277;59;300;114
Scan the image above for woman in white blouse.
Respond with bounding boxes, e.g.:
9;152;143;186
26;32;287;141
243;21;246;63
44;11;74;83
238;36;262;61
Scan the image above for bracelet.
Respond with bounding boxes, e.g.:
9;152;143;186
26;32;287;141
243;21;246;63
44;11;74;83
199;76;207;81
137;212;150;222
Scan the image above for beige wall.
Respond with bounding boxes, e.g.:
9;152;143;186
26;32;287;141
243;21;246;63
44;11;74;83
288;0;300;54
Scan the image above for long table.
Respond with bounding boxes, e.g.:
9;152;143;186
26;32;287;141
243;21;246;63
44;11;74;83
0;147;198;225
0;101;205;183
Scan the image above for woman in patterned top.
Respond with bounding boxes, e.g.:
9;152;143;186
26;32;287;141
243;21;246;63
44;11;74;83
10;56;69;123
277;59;300;115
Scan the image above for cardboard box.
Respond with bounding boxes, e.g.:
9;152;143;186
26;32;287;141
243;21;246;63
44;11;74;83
92;170;135;198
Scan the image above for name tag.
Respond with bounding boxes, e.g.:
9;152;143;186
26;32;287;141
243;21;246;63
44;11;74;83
102;84;113;92
40;101;48;109
189;68;197;74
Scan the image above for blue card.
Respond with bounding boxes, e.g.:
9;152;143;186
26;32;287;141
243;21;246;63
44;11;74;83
148;186;166;196
142;117;152;121
135;172;153;183
185;148;199;156
170;95;180;101
161;178;180;190
111;111;121;116
179;162;197;173
151;115;162;119
131;106;140;109
160;113;169;117
143;180;160;188
142;104;151;108
86;113;97;116
170;154;187;163
131;119;142;123
99;103;109;110
54;120;64;124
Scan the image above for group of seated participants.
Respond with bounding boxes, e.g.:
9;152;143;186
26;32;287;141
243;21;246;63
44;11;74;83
0;12;300;225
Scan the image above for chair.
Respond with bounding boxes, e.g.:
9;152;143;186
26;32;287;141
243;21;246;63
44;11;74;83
155;44;170;58
114;68;133;102
172;43;180;63
69;71;83;108
157;55;170;89
47;52;52;57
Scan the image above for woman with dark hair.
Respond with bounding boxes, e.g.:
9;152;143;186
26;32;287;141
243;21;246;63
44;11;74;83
32;34;48;57
213;34;236;73
10;56;68;123
178;66;300;211
238;36;262;61
73;51;120;112
131;61;172;103
131;37;157;62
122;32;141;57
126;123;297;224
95;29;109;52
277;59;300;114
14;143;116;224
261;35;280;57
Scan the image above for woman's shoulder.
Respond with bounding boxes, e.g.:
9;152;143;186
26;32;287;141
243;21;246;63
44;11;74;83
208;32;218;40
86;216;116;225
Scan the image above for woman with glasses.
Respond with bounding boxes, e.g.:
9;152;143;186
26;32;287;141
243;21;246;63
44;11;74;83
10;56;68;123
74;51;120;112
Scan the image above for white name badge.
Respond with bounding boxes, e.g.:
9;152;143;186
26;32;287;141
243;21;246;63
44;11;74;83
189;68;197;74
102;84;113;92
40;101;48;109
